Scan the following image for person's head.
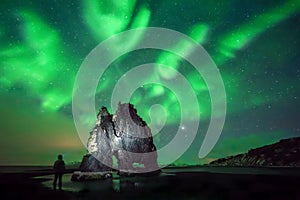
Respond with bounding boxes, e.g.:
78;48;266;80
58;154;63;160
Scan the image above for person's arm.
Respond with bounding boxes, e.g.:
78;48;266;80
53;161;57;170
63;161;66;171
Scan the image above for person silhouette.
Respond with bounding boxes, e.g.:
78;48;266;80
53;154;65;191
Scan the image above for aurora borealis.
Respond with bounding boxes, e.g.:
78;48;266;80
0;0;299;165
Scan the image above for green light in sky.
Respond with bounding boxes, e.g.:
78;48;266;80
130;6;151;29
215;0;300;64
83;0;151;55
149;24;213;120
42;90;70;111
0;10;75;111
0;1;294;126
156;23;209;80
0;27;4;37
151;84;165;96
187;72;208;93
130;84;180;125
83;0;136;41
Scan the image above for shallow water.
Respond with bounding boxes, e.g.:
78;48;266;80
34;167;300;199
36;171;175;192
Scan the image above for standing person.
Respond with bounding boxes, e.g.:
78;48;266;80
53;154;65;191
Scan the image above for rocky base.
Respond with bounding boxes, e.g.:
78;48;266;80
117;169;161;177
71;169;161;181
79;154;113;172
71;171;113;181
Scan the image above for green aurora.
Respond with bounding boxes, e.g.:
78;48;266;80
0;0;299;165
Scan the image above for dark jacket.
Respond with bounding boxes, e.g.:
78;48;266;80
53;160;65;174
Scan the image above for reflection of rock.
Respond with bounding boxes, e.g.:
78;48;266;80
74;103;160;179
209;137;300;167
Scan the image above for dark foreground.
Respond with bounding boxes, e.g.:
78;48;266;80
0;166;300;200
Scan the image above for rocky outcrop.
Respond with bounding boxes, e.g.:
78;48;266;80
76;103;160;176
209;137;300;167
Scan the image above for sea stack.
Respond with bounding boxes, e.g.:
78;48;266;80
72;103;160;180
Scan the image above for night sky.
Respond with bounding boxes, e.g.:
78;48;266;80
0;0;299;165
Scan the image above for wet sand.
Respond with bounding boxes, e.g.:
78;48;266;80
1;166;300;199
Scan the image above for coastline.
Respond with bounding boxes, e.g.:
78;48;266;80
1;166;300;199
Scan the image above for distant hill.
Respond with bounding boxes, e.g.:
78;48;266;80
209;137;300;167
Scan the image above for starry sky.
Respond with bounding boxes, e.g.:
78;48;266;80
0;0;299;165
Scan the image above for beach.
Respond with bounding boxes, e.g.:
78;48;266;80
0;166;300;199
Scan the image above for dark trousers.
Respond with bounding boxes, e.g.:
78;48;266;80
53;173;63;190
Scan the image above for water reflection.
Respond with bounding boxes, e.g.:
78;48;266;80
35;167;300;199
38;173;164;193
112;178;120;192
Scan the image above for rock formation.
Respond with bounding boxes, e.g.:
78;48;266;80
76;103;160;176
209;137;300;167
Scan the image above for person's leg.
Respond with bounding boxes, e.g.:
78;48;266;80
58;173;62;190
53;173;58;190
